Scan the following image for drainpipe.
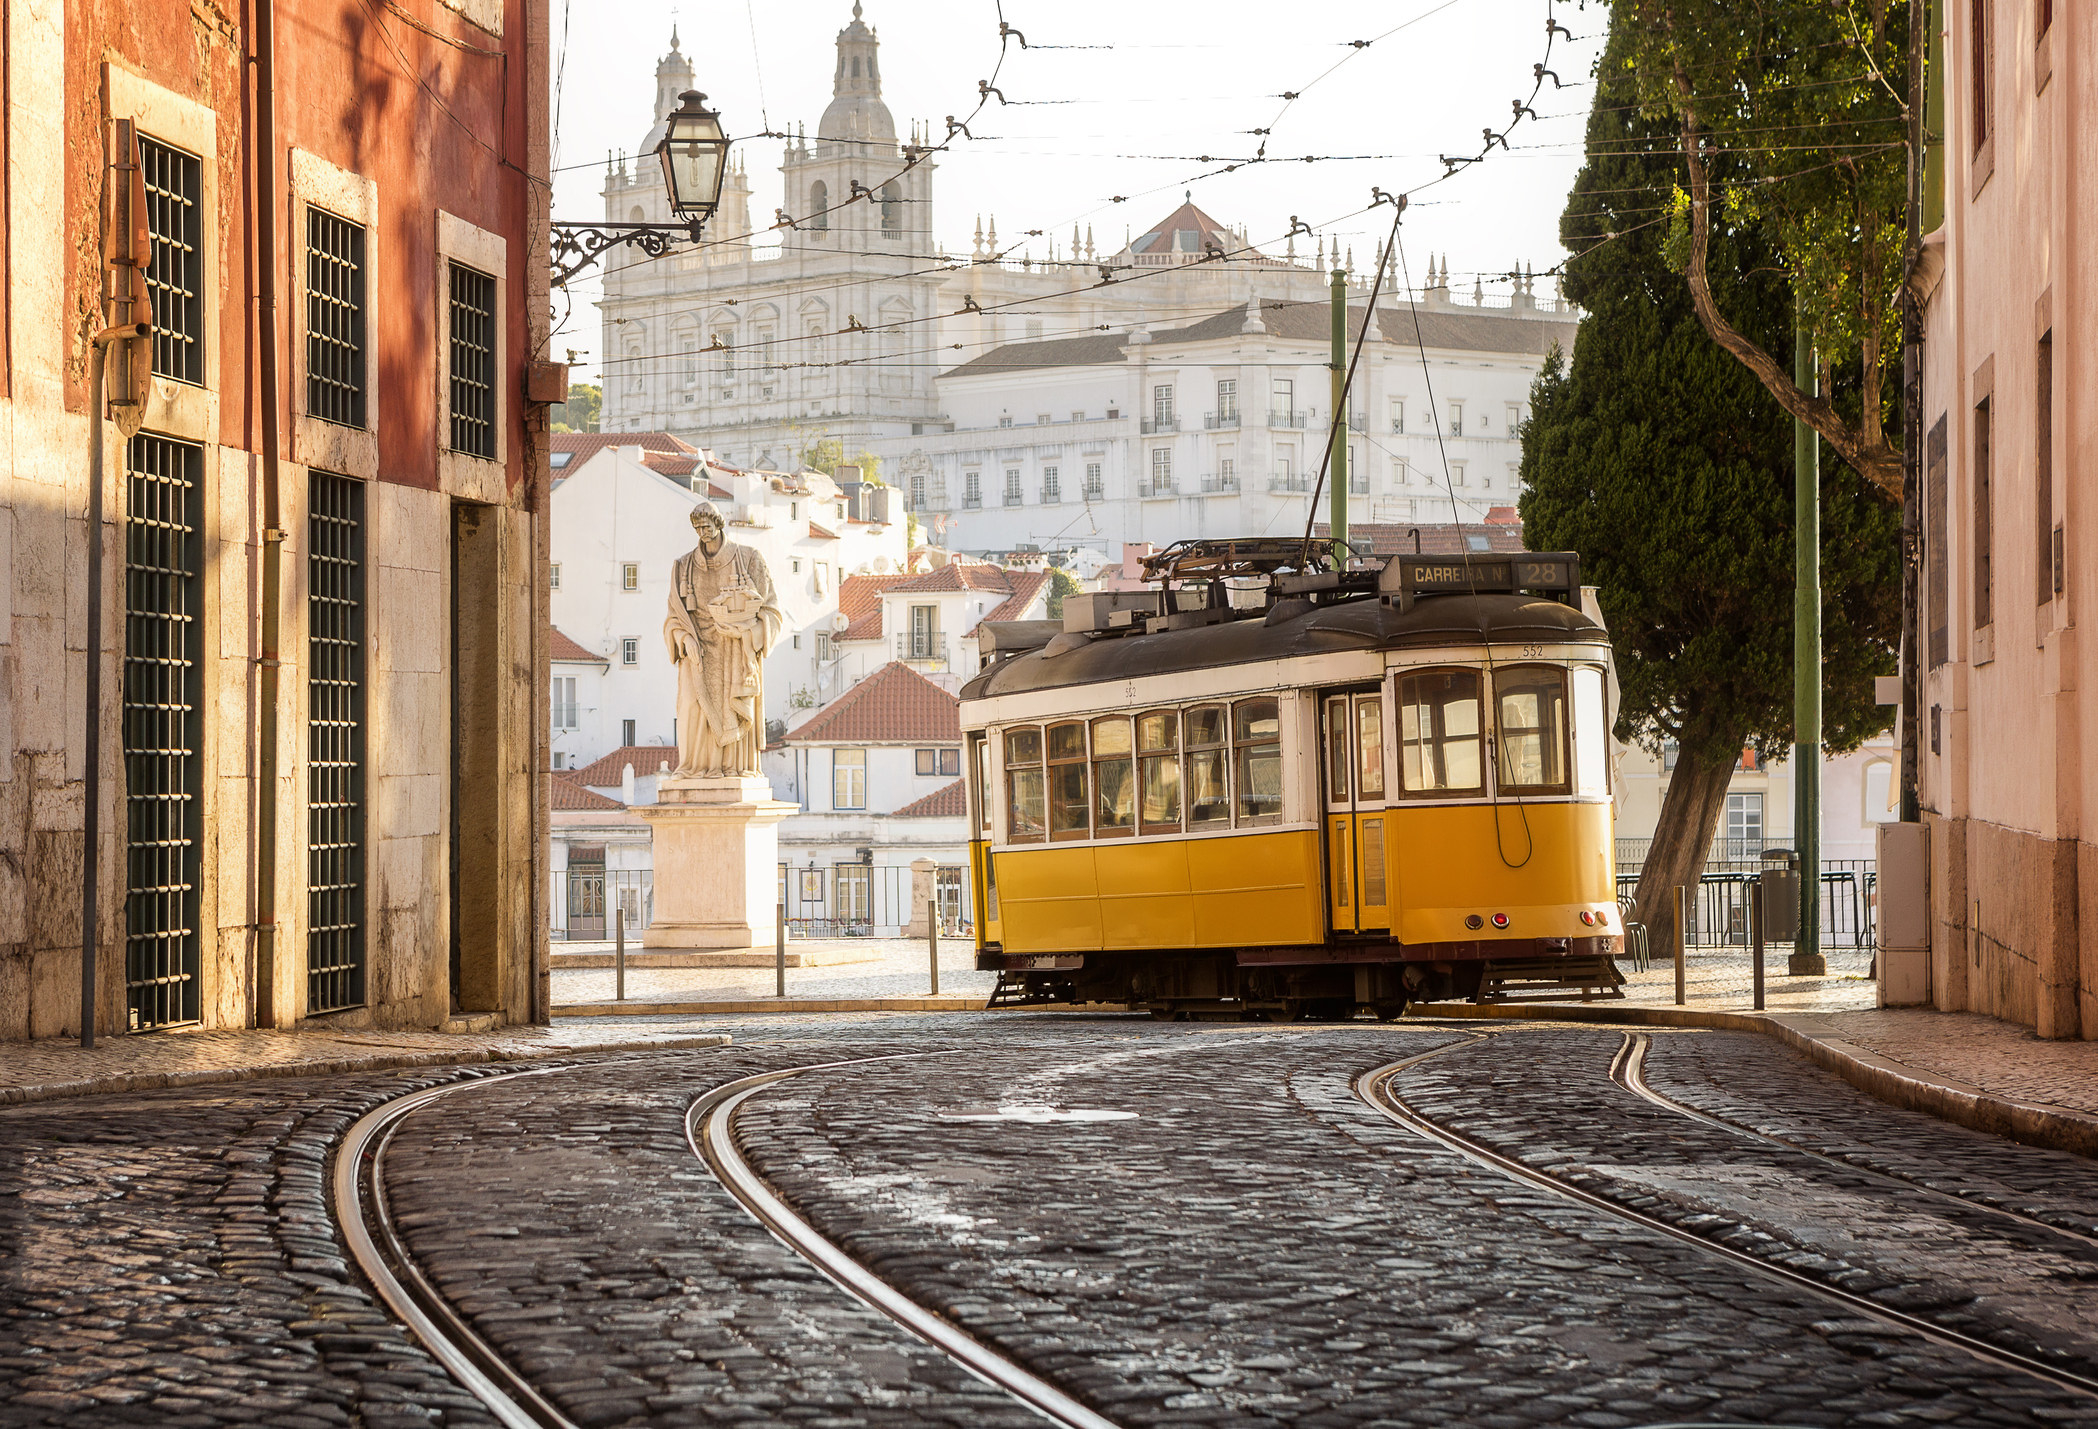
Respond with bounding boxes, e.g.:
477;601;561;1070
81;322;149;1050
252;0;287;1027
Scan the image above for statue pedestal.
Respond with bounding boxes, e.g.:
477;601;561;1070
636;775;796;948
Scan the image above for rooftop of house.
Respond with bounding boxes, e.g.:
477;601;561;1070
894;779;966;818
1312;516;1528;557
942;298;1575;378
786;661;960;745
836;572;913;642
551;628;604;663
549;773;627;811
568;743;680;787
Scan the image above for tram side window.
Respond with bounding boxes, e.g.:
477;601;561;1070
1092;716;1135;837
1233;697;1282;824
1047;721;1090;839
1185;704;1231;826
1572;666;1608;796
1325;700;1350;799
1355;694;1384;798
1398;669;1483;794
1137;710;1182;832
1496;665;1569;793
1005;727;1045;842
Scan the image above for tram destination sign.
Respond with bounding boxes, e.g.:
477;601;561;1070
1378;551;1581;604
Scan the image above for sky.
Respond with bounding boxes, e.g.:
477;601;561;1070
547;0;1609;381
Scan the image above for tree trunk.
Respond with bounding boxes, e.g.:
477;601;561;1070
1632;753;1737;957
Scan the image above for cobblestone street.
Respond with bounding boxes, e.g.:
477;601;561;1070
5;1014;2097;1427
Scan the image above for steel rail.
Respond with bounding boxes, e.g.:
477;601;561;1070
1354;1048;2098;1400
1611;1032;2098;1251
333;1069;577;1429
687;1059;1124;1429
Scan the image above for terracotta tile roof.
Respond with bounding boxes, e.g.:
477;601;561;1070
550;773;625;811
808;521;839;540
887;560;1017;595
550;628;604;663
967;570;1052;634
570;744;679;786
641;451;699;477
786;662;959;745
895;779;966;818
551;431;698;462
1313;520;1528;556
1127;198;1245;257
836;573;910;642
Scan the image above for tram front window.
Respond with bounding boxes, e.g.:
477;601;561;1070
1398;669;1483;794
1048;721;1090;838
1186;704;1230;826
1233;697;1282;823
1138;711;1182;832
1092;716;1135;836
1496;666;1569;792
1004;727;1045;842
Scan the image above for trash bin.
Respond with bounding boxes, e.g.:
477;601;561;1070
1758;848;1800;943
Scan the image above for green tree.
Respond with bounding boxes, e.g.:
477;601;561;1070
550;382;600;433
1521;17;1900;952
1045;568;1083;621
1613;0;1913;498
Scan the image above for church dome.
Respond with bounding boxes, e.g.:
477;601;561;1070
817;5;896;148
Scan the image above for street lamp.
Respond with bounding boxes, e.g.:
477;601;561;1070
550;90;730;288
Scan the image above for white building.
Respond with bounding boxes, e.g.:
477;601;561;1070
825;561;1053;697
595;16;1336;465
546;434;910;773
891;286;1575;560
763;661;975;934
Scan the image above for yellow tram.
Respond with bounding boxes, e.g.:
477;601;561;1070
958;540;1621;1017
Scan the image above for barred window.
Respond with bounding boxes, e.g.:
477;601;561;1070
306;208;367;427
448;261;497;458
307;471;367;1014
140;137;204;384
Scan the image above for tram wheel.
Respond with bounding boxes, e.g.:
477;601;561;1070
1147;1003;1179;1021
1261;1001;1305;1023
1373;1001;1409;1022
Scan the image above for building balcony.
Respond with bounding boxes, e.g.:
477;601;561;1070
1200;474;1240;494
962;494;983;509
1141;417;1179;434
1002;491;1024;507
1204;411;1239;430
1082;484;1104;502
1269;409;1308;429
1141;479;1177;499
1039;487;1062;505
895;632;949;667
1269;475;1311;493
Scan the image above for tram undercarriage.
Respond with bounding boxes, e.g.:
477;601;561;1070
982;940;1624;1019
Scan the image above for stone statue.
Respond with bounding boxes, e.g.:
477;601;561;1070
665;504;782;778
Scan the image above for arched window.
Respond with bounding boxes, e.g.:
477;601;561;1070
809;180;829;231
851;56;860;78
880;181;902;233
628;205;645;223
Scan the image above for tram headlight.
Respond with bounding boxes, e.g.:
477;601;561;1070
1490;912;1510;930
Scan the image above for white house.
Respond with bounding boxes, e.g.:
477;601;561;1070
547;436;910;772
884;285;1575;563
823;559;1053;697
763;661;974;934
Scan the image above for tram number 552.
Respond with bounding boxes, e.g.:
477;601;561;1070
1519;644;1546;659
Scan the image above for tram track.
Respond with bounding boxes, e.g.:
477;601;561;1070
334;1053;1119;1429
1354;1040;2098;1403
1609;1031;2098;1251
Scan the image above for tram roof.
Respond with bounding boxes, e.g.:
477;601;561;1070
960;593;1607;703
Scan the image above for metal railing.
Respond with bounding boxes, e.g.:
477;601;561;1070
1269;474;1311;492
779;861;974;938
1204;411;1239;430
1141;416;1179;434
552;868;653;940
1269;409;1308;428
1615;846;1877;949
896;631;948;664
1142;478;1177;498
1002;490;1023;507
1201;473;1240;494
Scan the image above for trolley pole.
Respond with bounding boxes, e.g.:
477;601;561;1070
1792;301;1827;975
1328;266;1349;550
928;900;940;996
1673;886;1688;1007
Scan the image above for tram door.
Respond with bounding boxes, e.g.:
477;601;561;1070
1323;692;1392;933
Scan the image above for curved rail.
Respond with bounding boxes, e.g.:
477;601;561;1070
333;1070;576;1429
1353;1049;2098;1400
687;1060;1123;1429
1611;1032;2098;1251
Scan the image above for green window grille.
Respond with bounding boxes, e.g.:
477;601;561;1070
448;262;497;458
139;137;204;384
124;434;204;1029
307;472;367;1013
306;208;367;428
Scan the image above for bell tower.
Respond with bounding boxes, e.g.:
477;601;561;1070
780;4;935;258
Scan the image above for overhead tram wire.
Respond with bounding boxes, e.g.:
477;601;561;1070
1296;200;1406;568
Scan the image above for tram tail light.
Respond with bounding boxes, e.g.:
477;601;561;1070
1490;912;1510;929
1464;914;1484;931
1579;910;1596;927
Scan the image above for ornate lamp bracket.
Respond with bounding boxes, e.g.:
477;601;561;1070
550;219;706;288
